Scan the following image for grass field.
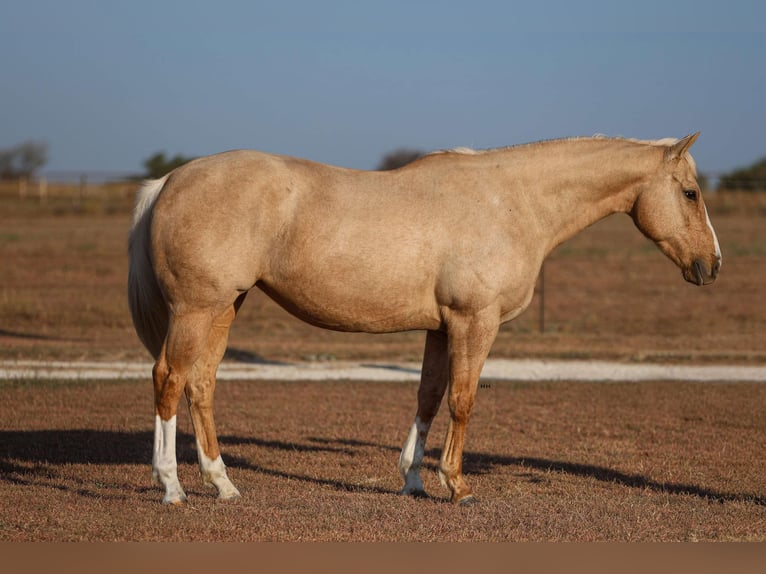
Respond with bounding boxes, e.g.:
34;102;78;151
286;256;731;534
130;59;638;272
1;183;765;541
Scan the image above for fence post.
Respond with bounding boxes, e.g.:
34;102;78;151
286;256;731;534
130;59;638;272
76;173;87;207
38;176;47;203
539;261;545;333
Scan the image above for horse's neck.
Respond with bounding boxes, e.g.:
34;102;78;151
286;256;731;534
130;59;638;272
507;140;659;255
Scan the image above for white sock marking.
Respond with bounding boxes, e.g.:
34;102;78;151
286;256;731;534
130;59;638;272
195;438;241;499
153;415;186;504
399;416;429;494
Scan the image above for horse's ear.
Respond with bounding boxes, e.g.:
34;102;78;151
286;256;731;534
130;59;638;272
665;132;700;161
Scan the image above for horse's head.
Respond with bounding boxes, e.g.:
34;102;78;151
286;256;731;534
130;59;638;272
630;133;721;286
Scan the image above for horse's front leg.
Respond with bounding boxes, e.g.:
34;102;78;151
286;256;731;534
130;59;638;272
399;329;449;497
439;311;498;504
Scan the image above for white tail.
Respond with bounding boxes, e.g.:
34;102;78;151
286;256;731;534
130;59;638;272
127;175;170;359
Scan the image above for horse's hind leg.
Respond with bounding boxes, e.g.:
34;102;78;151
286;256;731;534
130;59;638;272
152;310;215;504
399;329;449;497
184;300;243;500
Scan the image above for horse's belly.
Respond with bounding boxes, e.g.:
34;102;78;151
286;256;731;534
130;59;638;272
259;214;443;332
256;278;441;334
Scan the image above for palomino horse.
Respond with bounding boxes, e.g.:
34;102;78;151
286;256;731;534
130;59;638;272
128;134;721;505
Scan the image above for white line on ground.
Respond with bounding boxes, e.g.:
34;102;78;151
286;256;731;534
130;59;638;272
1;359;765;382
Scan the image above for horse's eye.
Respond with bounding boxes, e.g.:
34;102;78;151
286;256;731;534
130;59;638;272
683;189;698;201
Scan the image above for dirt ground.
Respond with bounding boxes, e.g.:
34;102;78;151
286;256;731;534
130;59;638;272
1;184;765;541
0;377;764;541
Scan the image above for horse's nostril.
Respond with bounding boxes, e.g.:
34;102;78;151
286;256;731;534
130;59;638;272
712;259;721;277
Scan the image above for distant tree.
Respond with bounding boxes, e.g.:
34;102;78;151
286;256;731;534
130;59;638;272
717;157;766;192
0;151;12;179
143;151;195;179
377;148;425;171
0;141;48;179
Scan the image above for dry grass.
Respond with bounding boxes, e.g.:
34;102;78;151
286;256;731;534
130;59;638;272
1;377;764;541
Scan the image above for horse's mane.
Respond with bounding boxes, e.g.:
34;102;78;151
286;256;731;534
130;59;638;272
427;135;696;172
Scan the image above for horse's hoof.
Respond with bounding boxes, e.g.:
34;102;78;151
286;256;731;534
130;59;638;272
217;489;242;501
457;494;478;506
400;488;429;499
161;484;188;505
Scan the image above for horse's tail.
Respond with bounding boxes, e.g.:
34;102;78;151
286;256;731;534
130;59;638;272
128;175;170;360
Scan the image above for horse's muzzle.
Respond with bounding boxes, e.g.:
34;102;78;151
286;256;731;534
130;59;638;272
685;258;720;286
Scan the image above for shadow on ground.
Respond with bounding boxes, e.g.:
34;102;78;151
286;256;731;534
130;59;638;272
0;328;89;343
223;347;288;365
1;429;762;505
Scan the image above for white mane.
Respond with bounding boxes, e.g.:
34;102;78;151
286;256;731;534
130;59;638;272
429;135;696;172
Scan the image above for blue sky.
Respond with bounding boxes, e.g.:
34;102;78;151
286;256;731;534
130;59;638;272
1;1;764;176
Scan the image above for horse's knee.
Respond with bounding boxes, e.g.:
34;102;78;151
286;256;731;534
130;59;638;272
448;396;474;426
185;375;214;407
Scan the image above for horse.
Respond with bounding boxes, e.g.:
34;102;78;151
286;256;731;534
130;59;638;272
128;133;721;505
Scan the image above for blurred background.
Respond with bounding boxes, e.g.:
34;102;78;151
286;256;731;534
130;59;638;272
1;0;764;188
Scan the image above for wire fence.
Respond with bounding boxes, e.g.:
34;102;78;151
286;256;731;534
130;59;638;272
0;171;139;213
704;173;766;192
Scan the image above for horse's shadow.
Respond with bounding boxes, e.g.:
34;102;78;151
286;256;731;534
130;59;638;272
1;429;762;505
